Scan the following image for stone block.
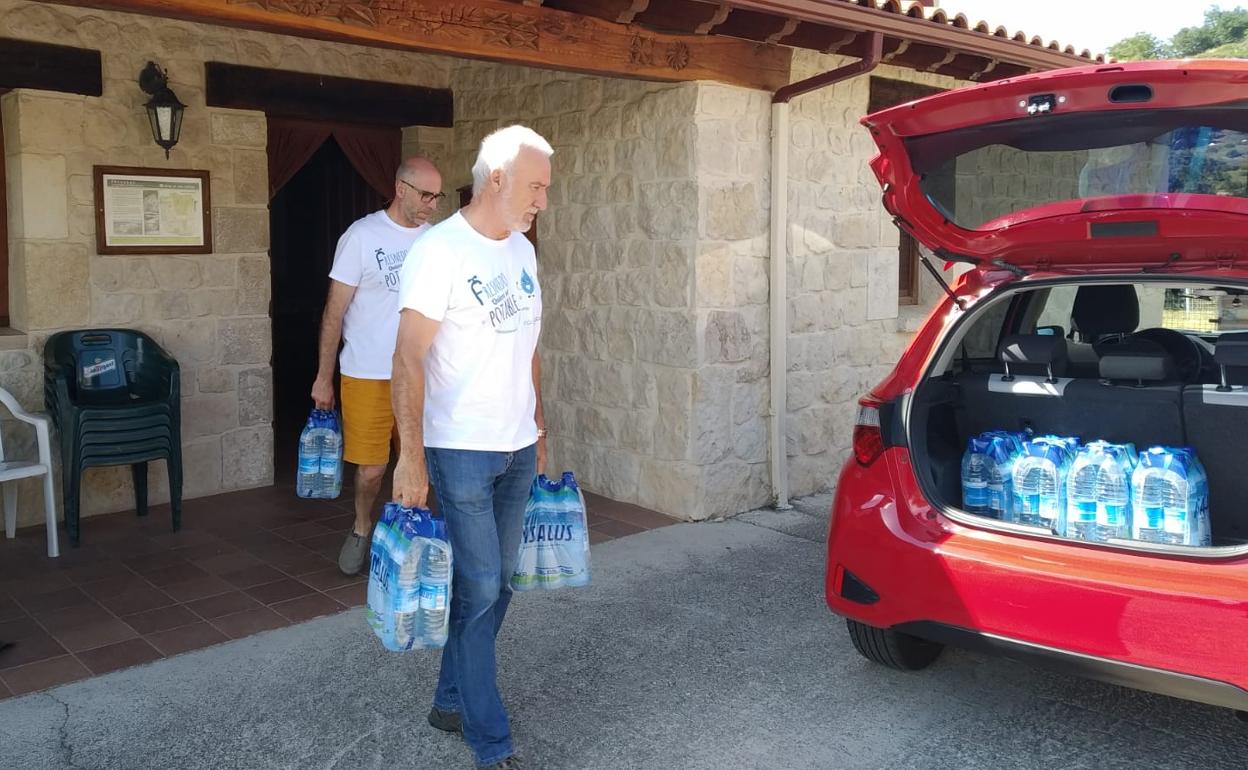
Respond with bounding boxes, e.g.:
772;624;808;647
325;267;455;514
189;289;238;318
221;426;274;490
574;405;617;446
89;290;144;325
700;460;770;519
11;154;68;240
83;100;140;152
13;93;84;154
653;243;691;308
239;367;273;426
702;310;752;364
692;367;733;464
210;112;267;147
220;318;271;364
12;241;88;331
202;256;237;288
183;393;239;440
636;459;702;520
653;369;691;461
866;250;900;321
798;406;838;456
589;361;632;408
704;183;759;241
233;149;268;205
636;310;697;368
695;243;733;307
151;257;204;290
734;256;769;306
198;367;235;394
638;182;698;238
237;256;271;315
91;257;156;292
213;207;269;254
183;437;224;499
618;410;655;454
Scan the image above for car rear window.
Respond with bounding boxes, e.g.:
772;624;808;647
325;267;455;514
910;107;1248;230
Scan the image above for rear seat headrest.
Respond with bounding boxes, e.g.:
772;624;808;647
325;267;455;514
1073;284;1139;338
1215;331;1248;368
1098;344;1175;382
999;334;1068;377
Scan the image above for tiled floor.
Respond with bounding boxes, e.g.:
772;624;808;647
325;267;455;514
0;482;677;698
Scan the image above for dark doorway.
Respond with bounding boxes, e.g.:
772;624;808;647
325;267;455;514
269;136;386;481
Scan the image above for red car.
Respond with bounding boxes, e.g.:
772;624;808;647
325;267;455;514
826;59;1248;716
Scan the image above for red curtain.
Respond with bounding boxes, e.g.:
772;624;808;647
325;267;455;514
267;117;400;202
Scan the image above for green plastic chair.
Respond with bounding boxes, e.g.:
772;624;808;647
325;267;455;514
44;329;182;546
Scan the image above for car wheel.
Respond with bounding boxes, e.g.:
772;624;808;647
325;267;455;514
846;619;944;671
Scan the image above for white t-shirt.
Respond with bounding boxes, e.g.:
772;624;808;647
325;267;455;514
329;210;428;379
398;211;542;452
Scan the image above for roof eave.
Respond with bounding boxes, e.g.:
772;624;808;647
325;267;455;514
726;0;1094;72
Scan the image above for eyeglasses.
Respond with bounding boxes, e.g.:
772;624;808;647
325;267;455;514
398;179;446;204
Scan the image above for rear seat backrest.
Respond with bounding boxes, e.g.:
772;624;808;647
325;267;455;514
956;334;1074;438
1182;331;1248;543
1060;344;1185;449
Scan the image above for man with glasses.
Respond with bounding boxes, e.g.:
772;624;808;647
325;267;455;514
310;156;444;576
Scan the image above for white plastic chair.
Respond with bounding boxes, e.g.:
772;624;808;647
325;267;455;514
0;386;59;558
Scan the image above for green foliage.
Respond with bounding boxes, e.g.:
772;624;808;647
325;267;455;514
1107;33;1172;61
1108;5;1248;59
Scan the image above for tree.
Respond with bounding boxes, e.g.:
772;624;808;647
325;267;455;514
1108;5;1248;59
1108;33;1171;61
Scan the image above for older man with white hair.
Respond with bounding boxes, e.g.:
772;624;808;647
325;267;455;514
391;125;552;770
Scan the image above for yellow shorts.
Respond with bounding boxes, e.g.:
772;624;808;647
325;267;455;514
340;375;396;466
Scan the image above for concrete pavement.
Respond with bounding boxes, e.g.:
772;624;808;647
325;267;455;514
2;495;1245;770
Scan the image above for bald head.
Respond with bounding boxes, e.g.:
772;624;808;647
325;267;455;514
390;156;444;228
396;156;439;183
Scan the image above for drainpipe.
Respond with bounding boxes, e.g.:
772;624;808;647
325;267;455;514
768;32;883;510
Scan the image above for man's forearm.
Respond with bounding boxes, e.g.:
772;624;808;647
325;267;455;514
392;350;426;459
315;312;344;380
532;353;545;430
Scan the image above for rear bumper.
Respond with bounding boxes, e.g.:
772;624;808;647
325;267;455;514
897;621;1248;711
825;448;1248;706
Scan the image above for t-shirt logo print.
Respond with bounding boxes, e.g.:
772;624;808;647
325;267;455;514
468;273;523;333
374;247;407;292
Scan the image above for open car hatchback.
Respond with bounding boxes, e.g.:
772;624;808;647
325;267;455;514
826;59;1248;714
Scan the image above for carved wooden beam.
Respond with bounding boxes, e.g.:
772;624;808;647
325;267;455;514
617;0;650;24
47;0;791;92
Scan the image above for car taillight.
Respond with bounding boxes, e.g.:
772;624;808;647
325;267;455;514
852;396;885;466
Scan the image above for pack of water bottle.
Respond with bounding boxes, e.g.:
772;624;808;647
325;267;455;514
366;503;452;651
511;472;592;591
961;431;1213;546
1131;447;1211;547
296;408;342;499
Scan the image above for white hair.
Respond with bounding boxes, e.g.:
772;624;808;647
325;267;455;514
470;125;554;196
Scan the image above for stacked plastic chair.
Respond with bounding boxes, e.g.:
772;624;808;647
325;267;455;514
44;329;182;546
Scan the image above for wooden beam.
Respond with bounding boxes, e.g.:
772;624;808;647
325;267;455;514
48;0;791;92
205;63;453;127
633;0;724;34
0;38;102;96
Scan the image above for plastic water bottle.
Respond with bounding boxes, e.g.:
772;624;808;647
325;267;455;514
297;412;322;497
393;536;424;649
961;437;992;515
318;412;343;498
1066;446;1101;541
1132;447;1211;546
419;540;451;647
1013;436;1077;532
1095;443;1136;542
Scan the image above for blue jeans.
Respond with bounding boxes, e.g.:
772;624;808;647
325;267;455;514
425;444;536;767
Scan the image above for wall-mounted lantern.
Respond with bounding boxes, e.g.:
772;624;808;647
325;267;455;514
138;61;185;159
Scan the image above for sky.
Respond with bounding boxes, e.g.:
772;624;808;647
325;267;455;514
938;0;1212;56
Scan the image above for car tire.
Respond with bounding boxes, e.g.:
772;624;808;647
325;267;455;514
846;619;944;671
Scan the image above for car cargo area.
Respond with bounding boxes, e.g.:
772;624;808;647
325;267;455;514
907;280;1248;551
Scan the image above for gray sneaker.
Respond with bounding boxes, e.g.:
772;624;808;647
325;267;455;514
337;530;370;576
481;758;523;770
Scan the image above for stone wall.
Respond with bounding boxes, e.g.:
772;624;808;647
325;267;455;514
781;51;968;498
448;60;713;518
0;0;451;527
